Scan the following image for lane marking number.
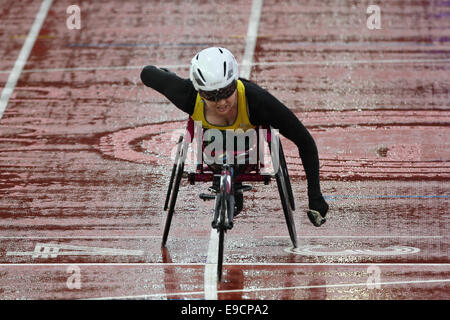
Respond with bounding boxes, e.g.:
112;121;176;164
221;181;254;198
6;243;144;259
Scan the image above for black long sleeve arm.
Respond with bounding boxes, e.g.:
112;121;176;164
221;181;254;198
140;65;197;115
244;80;323;198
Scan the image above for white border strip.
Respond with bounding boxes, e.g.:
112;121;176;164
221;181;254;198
0;0;53;121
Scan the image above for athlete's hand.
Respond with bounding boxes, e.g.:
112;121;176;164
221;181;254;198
307;194;329;227
308;194;329;218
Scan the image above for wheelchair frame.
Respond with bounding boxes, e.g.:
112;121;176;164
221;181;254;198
161;118;298;280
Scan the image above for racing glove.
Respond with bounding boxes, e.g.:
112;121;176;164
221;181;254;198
307;193;329;227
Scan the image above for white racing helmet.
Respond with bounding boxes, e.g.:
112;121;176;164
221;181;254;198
190;47;239;92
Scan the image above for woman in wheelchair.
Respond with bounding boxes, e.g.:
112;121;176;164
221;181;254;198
141;47;329;227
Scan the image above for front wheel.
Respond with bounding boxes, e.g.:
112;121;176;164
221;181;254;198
213;166;234;281
214;191;227;282
217;228;225;281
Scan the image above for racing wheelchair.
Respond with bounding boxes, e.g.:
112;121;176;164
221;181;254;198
161;118;297;281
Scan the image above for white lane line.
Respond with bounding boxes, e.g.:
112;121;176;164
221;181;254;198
0;236;161;240
0;262;449;267
204;229;219;300
0;0;53;121
265;235;444;239
6;64;152;74
0;235;443;240
240;0;264;79
254;58;450;67
203;0;264;301
4;58;450;74
87;278;450;300
0;234;444;240
0;263;205;267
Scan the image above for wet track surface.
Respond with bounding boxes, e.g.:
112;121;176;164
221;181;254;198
0;0;449;299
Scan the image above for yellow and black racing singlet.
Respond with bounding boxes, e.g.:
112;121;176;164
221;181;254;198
190;80;255;131
190;80;256;159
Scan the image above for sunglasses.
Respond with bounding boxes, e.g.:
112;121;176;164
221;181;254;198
199;80;237;102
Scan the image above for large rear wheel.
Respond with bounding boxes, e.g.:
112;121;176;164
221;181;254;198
272;138;298;248
278;143;295;211
162;137;187;247
276;165;298;248
164;135;183;211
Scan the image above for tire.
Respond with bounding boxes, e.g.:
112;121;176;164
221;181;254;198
272;140;298;248
216;167;234;281
217;228;225;281
276;170;298;248
164;135;183;211
162;138;186;247
278;143;295;211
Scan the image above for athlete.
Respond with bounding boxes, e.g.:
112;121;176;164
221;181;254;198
140;47;329;227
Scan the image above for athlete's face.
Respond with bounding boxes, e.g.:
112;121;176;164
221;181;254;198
203;89;237;116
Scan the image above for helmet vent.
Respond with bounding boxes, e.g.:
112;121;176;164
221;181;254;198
223;62;227;77
194;73;205;86
197;68;206;82
218;48;223;54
